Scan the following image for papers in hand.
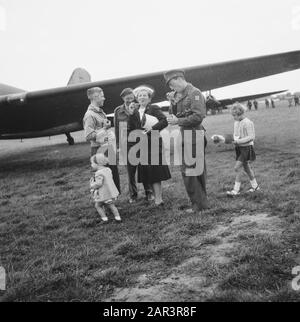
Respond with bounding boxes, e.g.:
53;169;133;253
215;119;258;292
143;114;159;130
211;134;234;144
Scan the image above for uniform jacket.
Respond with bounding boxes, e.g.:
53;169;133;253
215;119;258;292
169;83;206;131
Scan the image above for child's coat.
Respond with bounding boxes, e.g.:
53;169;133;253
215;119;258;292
90;167;119;203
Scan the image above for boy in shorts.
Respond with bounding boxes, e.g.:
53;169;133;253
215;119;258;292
227;103;260;196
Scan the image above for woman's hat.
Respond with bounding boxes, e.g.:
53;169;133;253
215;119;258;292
133;85;155;98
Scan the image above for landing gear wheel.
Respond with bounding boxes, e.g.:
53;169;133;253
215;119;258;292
66;133;75;145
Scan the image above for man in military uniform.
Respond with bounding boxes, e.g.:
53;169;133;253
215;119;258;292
164;69;208;213
83;87;120;192
114;88;153;203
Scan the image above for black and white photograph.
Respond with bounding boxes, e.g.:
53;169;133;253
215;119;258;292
0;0;300;304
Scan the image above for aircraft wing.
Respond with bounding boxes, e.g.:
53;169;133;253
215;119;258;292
218;89;288;106
0;50;300;139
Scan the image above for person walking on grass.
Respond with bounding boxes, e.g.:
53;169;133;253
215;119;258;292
227;103;260;197
90;153;121;222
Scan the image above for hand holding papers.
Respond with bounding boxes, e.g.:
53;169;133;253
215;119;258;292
142;114;159;133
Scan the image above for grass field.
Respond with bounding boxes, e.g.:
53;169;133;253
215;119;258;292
0;101;300;302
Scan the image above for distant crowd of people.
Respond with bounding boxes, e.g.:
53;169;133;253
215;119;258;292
247;95;300;110
82;71;260;223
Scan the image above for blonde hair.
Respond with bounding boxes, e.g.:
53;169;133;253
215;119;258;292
231;102;247;116
90;153;108;169
87;87;103;100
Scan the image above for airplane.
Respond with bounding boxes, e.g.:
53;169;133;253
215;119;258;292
0;50;300;145
204;89;288;114
158;89;288;113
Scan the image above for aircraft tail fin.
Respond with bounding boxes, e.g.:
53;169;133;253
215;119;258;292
0;83;25;96
67;68;91;85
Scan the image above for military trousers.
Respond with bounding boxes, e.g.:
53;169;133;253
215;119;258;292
180;134;208;211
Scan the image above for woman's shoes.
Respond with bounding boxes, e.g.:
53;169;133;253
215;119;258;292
128;197;137;204
146;193;155;201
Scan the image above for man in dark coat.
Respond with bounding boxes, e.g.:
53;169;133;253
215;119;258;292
247;100;252;111
253;100;258;110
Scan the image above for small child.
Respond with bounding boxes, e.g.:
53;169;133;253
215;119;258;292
227;103;260;196
90;153;121;222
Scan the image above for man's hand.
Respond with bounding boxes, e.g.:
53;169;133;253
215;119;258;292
143;125;152;134
166;91;177;105
167;114;179;125
128;102;137;115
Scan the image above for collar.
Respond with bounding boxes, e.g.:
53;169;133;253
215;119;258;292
89;104;105;114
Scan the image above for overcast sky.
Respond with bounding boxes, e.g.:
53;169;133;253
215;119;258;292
0;0;299;99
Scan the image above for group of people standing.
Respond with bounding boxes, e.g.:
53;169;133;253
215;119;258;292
247;100;258;111
264;98;276;109
83;70;208;222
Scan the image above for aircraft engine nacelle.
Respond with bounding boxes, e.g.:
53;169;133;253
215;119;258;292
6;92;27;106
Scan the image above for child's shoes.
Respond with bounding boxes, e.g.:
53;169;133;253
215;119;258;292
226;189;240;197
247;186;260;193
114;215;122;222
100;215;108;222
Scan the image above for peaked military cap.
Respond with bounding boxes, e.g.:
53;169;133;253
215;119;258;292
163;69;185;85
120;88;134;98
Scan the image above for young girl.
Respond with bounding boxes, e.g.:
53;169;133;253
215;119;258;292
227;103;260;196
90;153;121;222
